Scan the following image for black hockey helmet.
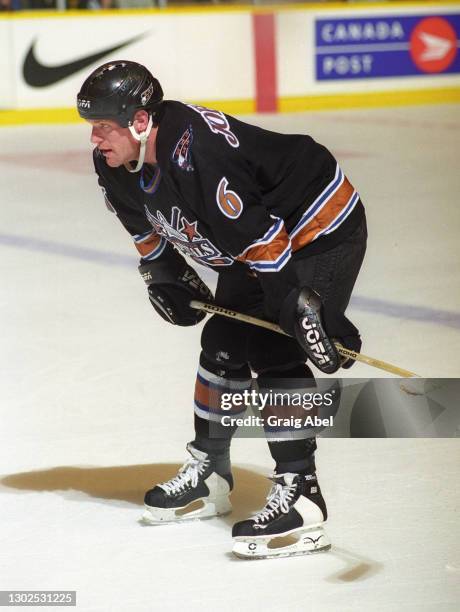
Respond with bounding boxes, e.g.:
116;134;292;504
77;60;163;127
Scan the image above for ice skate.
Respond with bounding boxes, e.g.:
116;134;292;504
142;443;233;524
232;473;330;559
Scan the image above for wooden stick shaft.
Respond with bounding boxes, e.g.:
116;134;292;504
190;300;420;378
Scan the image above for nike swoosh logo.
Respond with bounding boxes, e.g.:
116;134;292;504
23;33;148;88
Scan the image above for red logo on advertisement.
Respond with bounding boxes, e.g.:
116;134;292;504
410;17;457;73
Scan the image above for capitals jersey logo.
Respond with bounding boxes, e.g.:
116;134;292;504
172;125;194;172
145;205;233;267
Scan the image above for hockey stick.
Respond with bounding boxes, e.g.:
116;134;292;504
190;300;421;378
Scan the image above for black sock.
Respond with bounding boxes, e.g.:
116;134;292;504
268;438;317;475
193;415;234;475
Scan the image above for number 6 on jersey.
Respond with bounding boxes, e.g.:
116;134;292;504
216;177;244;219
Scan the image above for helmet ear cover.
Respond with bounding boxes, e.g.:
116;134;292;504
76;60;163;127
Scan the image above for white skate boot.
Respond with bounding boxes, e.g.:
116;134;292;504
232;472;330;559
142;443;233;524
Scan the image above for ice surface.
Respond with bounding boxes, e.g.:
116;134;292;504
0;105;459;611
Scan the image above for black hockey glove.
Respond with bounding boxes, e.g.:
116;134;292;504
280;287;341;374
139;258;213;326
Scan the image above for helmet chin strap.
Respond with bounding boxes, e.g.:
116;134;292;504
125;114;153;173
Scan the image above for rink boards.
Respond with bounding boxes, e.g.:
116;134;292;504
1;1;460;122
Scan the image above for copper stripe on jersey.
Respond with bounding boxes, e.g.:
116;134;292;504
236;223;291;269
133;232;163;257
291;177;355;251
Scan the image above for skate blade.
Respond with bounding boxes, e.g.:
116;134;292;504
232;544;331;560
141;497;232;525
232;528;330;560
141;509;232;526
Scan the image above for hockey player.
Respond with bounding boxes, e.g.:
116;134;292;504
77;61;367;559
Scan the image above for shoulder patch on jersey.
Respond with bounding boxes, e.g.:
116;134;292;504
171;125;194;172
216;177;243;219
187;104;240;149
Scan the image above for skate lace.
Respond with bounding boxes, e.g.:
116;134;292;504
252;482;297;525
159;457;209;495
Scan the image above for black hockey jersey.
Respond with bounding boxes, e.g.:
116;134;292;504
94;101;364;276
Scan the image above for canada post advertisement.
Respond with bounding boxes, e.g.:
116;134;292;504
315;13;460;80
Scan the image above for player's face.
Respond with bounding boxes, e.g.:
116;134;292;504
89;119;138;167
